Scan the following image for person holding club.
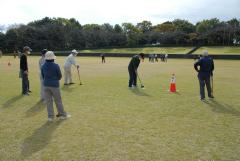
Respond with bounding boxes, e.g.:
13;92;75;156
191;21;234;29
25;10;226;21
64;49;80;85
41;51;71;121
128;53;145;88
194;50;214;101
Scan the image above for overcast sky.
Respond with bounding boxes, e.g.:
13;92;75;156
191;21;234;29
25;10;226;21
0;0;239;26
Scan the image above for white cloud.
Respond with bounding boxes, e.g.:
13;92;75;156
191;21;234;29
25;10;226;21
0;0;239;25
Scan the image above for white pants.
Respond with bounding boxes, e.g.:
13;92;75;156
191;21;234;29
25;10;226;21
64;67;72;84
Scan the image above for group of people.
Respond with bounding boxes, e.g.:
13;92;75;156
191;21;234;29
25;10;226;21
18;46;214;121
148;54;168;62
129;51;214;101
20;47;80;121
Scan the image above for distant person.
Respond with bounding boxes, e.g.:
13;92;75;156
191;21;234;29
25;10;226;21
165;54;168;62
20;46;31;95
18;50;22;58
63;49;80;85
0;50;2;58
101;53;105;63
155;54;158;62
41;51;71;121
13;50;17;59
128;53;145;88
39;49;48;101
194;51;214;101
148;54;151;62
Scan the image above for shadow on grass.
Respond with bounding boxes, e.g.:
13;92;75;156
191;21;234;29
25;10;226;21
130;88;150;97
61;85;74;92
21;121;63;159
25;100;45;117
204;99;240;117
1;95;23;108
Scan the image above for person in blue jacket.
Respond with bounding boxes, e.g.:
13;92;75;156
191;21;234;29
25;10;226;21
194;51;214;100
41;51;71;121
128;53;144;88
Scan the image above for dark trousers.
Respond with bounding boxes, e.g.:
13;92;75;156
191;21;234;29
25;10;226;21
102;57;105;63
21;72;29;94
128;68;137;87
198;75;212;99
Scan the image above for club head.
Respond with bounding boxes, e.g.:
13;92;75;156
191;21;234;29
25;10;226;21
80;83;83;85
141;85;145;88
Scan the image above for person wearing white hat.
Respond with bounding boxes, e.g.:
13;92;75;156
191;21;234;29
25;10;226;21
194;50;214;101
63;49;80;85
41;51;71;121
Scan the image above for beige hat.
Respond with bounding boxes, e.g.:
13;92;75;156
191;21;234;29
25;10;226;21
45;51;56;60
202;50;208;56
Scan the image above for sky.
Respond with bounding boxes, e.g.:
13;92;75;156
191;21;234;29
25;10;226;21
0;0;239;27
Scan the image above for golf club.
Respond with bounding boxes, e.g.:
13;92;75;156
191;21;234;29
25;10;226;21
77;68;83;85
211;75;213;96
135;70;145;88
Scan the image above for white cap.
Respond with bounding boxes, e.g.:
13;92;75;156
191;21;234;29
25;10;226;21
203;50;208;56
71;49;78;54
45;51;56;60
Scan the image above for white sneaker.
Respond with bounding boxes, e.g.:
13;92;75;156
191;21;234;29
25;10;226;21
59;114;71;120
48;118;54;122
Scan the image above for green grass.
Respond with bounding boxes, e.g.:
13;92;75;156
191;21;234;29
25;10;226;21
194;46;240;55
0;56;240;160
79;47;193;54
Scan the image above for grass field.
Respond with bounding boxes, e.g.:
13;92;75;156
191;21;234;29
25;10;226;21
79;47;193;54
194;46;240;55
0;56;240;160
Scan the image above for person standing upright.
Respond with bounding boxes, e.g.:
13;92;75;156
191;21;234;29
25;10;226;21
39;49;48;101
63;49;80;85
194;51;214;101
20;46;31;95
128;53;144;88
41;51;71;121
101;53;106;63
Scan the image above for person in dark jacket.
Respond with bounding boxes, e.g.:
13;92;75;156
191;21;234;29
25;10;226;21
41;51;71;121
20;46;31;95
101;53;105;63
194;51;214;100
128;53;144;88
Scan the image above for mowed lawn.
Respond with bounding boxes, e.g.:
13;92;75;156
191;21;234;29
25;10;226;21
0;56;240;161
79;47;193;54
194;46;240;55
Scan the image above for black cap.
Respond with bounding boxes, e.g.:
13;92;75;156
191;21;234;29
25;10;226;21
41;49;48;55
139;53;145;59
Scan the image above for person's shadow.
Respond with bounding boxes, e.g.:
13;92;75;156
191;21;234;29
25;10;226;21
61;85;74;92
25;100;45;117
204;99;240;117
21;121;63;159
1;95;23;108
130;87;150;97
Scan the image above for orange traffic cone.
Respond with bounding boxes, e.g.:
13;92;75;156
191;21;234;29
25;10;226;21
169;74;176;92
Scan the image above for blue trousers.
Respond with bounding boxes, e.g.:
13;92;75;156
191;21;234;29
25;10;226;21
128;68;137;87
21;71;29;94
198;75;212;99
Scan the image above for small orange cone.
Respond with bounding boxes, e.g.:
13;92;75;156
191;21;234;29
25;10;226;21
169;74;176;92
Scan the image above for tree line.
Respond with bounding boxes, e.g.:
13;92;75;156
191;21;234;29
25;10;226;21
0;17;240;52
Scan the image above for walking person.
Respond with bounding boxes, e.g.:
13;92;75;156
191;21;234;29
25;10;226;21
101;53;106;63
194;51;214;101
165;54;168;62
41;51;71;121
128;53;145;88
39;49;48;101
155;54;158;62
63;49;80;85
20;46;31;95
